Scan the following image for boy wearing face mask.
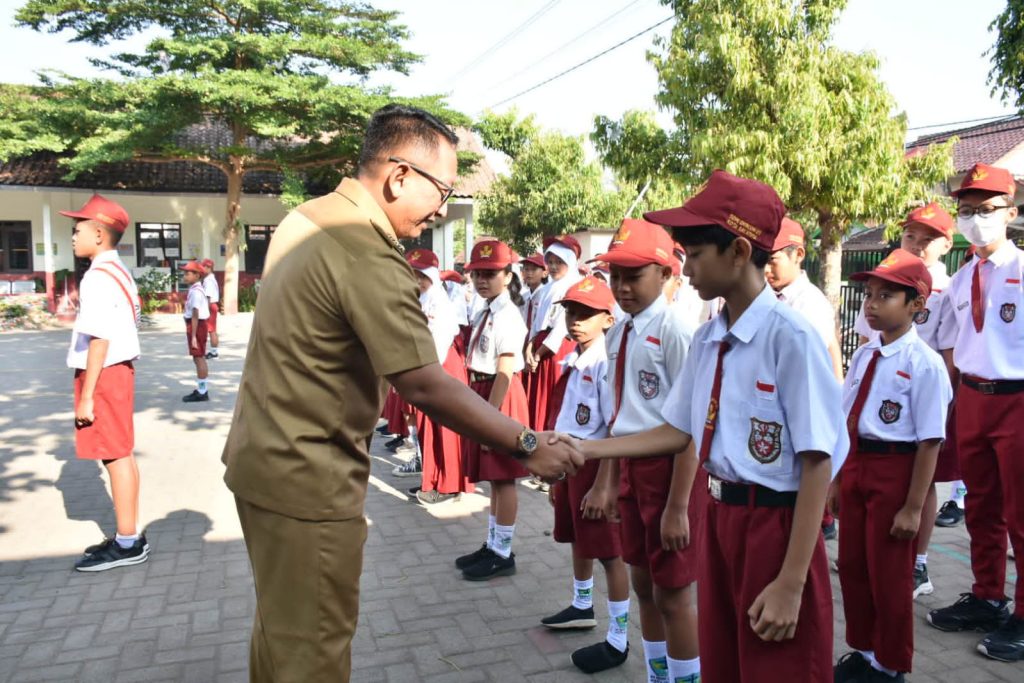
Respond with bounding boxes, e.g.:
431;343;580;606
927;163;1024;663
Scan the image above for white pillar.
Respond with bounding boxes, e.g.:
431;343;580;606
464;203;474;267
41;194;56;311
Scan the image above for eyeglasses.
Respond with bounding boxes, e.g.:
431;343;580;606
388;156;455;204
956;204;1013;219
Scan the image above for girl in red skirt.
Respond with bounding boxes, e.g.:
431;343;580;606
405;248;473;503
457;239;530;581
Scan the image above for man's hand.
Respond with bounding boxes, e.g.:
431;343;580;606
891;505;922;540
660;504;690;551
748;576;803;642
75;396;95;428
528;431;584;479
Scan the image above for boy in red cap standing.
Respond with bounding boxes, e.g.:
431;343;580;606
63;193;149;571
585;218;700;683
201;258;220;359
541;276;631;673
929;163;1024;662
520;252;549;330
832;249;952;682
574;170;848;682
181;261;211;402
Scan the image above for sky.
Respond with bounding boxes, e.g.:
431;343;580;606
0;0;1017;144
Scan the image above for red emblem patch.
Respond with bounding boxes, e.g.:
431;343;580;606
748;418;783;464
575;403;591;426
879;400;902;424
1001;302;1016;323
638;370;660;400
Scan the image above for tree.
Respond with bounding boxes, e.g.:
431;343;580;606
989;0;1024;110
2;0;466;313
474;110;627;253
647;0;954;307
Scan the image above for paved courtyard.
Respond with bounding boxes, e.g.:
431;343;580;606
0;315;1020;682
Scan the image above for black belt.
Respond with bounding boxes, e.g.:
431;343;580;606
962;375;1024;395
708;475;798;508
857;438;916;454
468;372;496;383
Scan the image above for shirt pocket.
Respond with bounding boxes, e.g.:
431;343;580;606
742;399;787;471
876;370;912;430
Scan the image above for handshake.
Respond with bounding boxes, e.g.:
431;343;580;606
523;431;589;482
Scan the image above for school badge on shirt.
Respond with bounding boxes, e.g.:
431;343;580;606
748;418;782;464
638;370;660;399
879;400;902;424
575;403;591;425
1001;302;1016;323
914;308;930;325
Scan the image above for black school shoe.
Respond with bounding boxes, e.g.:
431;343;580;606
833;651;870;682
935;500;965;527
571;641;628;673
927;593;1009;632
182;389;209;402
977;615;1024;662
455;543;490;569
461;548;515;581
75;536;150;572
541;605;597;630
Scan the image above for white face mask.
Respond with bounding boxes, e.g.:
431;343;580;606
957;213;1006;247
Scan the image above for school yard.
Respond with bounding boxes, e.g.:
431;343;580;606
0;316;1019;682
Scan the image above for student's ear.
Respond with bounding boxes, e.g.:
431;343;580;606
602;313;614;331
795;245;806;263
909;294;926;313
731;236;753;267
659;265;672;283
1007;205;1019;223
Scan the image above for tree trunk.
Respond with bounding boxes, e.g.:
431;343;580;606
222;162;243;315
817;211;845;318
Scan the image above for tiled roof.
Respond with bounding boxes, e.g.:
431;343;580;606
0;121;495;198
906;116;1024;172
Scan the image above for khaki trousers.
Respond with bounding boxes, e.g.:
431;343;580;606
235;496;367;682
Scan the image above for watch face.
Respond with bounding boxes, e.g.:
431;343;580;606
522;431;538;452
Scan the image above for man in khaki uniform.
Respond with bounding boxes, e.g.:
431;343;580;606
223;104;583;682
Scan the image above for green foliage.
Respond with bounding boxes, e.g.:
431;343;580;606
134;267;172;314
475;112;627;252
988;1;1024;110
238;284;259;312
474;109;540;159
0;303;29;320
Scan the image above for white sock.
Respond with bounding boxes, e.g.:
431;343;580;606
197;379;208;393
915;553;927;568
949;481;966;505
667;655;700;682
642;639;669;683
572;577;594;610
487;514;496;549
493;524;515;558
606;599;629;653
115;533;138;549
868;656;898;677
210;346;218;353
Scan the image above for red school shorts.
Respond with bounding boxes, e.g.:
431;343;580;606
73;361;135;460
553;458;622;560
207;302;219;334
185;319;208;357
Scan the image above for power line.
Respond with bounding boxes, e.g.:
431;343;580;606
487;15;674;110
484;0;645;94
446;0;564;85
906;114;1017;132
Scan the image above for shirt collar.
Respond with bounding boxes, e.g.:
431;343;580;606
90;250;120;267
569;341;605;369
487;290;512;314
706;284;777;345
777;272;809;301
864;324;919;357
331;177;403;254
627;295;667;335
984;239;1019;267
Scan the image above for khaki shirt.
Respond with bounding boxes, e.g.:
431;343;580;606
223;178;438;520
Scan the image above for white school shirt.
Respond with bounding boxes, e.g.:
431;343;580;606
520;286;538;328
554;343;612;440
854;263;950;351
531;272;583;352
776;272;837;347
606;295;695;437
938;240;1024;379
202;272;220;303
842;326;951;443
466;291;527;374
420;283;460;361
662;285;849;489
445;281;470;326
184;282;211;321
67;251;141;369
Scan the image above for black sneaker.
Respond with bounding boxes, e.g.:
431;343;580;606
541;605;597;630
913;563;934;599
822;520;838;541
455;543;490;569
84;533;150;556
416;490;459;505
74;536;150;572
204;351;219;359
461;549;515;581
935;501;964;527
928;593;1009;632
977;615;1024;662
375;424;391;435
571;640;628;673
833;651;870;682
392;456;421;477
182;389;209;403
384;436;406;451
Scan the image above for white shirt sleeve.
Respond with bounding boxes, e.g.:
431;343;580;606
661;340;699;437
776;325;844;458
542;302;569;353
936;288;958;351
910;352;953;442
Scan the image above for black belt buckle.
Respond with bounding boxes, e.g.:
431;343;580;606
976;381;997;395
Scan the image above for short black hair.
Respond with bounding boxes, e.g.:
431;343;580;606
672;224;770;269
358;104;459;172
103;225;124;246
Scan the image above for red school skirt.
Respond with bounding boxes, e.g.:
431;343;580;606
73;361;135;460
418;345;473;494
526;330;575;431
382;387;416;437
463;372;531;482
